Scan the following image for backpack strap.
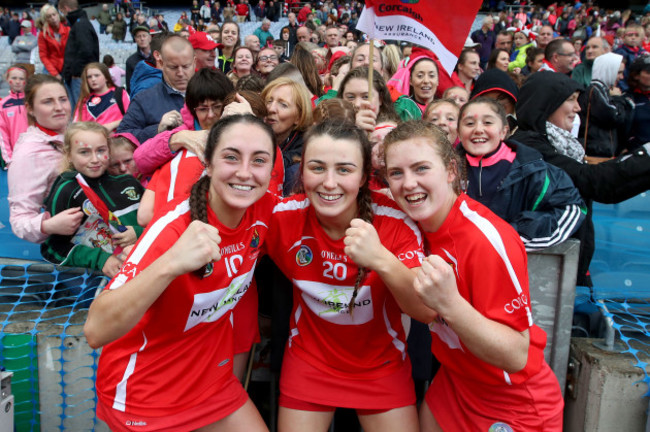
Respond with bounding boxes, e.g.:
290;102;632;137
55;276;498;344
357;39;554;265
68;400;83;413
114;86;126;115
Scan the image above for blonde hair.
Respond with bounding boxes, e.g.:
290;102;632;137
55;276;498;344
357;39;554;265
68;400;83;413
384;120;464;195
262;77;313;132
61;122;110;172
423;98;459;121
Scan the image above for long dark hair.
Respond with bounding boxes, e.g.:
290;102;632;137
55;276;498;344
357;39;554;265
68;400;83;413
338;66;399;124
300;120;373;316
189;114;275;276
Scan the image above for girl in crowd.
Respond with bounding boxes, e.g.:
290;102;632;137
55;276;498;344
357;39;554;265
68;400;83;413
103;54;126;88
442;86;469;107
84;114;276;432
0;65;29;165
37;4;69;81
41;122;143;277
255;47;280;80
74;63;129;133
508;28;535;73
457;97;585;250
108;135;139;178
338;66;400;134
8;74;82;243
487;48;510;72
262;77;313;196
218;20;241;74
423;98;459;146
266;120;422;432
228;46;255;87
380;120;564;431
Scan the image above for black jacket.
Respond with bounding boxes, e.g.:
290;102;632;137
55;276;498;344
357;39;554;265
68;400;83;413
513;71;650;286
461;141;586;251
125;50;149;94
63;9;99;81
578;80;634;157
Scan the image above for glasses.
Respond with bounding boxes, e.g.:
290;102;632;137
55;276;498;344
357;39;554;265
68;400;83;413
557;52;578;57
259;55;278;62
195;104;223;115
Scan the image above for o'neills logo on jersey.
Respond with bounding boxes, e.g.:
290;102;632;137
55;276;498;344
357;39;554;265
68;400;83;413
125;420;147;427
321;250;348;262
184;268;255;331
295;280;374;325
296;245;313;266
221;242;245;256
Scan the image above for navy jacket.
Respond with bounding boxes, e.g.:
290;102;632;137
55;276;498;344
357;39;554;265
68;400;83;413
116;80;184;145
461;141;586;251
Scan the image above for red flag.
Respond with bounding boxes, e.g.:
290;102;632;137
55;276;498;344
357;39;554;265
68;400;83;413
357;0;482;77
76;173;127;254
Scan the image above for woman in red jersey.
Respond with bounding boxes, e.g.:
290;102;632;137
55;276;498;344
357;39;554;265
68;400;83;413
84;114;277;432
379;120;564;432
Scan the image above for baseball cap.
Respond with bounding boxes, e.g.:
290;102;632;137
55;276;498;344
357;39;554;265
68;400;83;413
132;25;149;36
189;31;221;51
20;20;31;28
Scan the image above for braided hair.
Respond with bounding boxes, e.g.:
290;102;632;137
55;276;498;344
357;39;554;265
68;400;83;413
300;120;373;317
189;114;275;277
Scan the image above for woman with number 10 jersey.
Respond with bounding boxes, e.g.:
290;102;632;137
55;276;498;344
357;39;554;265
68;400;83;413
265;120;424;432
84;115;277;432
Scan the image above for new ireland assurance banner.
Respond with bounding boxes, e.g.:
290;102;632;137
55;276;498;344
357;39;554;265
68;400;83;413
357;0;482;76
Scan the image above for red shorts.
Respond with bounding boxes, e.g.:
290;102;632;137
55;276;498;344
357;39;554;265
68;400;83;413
425;363;564;432
232;279;260;354
279;347;415;411
96;374;249;432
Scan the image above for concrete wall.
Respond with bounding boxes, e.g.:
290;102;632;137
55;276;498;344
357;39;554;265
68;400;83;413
528;239;580;393
564;338;648;432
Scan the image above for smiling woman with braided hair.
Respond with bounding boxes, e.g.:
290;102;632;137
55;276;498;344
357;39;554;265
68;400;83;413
85;114;278;432
265;120;423;432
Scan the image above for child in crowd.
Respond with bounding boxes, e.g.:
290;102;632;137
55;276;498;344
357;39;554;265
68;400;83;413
442;86;469;107
103;55;126;87
108;134;140;179
41;122;143;278
74;62;129;132
424;98;460;146
0;64;29;165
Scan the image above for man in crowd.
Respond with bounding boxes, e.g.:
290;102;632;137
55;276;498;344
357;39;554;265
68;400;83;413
324;26;341;49
495;30;513;53
539;38;578;74
296;25;311;43
245;34;261;54
572;36;610;87
189;31;218;70
117;35;195;144
59;0;99;106
126;25;152;93
536;25;555;51
471;16;495;68
254;18;273;47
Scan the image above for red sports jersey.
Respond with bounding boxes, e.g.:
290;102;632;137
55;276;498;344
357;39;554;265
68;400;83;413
266;192;423;380
147;149;204;215
423;194;547;386
95;192;277;418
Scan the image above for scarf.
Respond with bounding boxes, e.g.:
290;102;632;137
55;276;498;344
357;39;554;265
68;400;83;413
545;121;585;162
